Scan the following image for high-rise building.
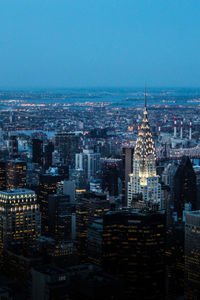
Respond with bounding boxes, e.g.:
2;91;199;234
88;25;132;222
184;210;200;299
31;265;68;300
32;139;43;166
44;141;54;170
54;132;79;167
48;194;75;241
76;192;110;262
102;159;122;197
122;147;134;207
128;100;161;207
75;149;101;180
9;135;18;158
38;173;62;234
88;219;103;266
0;161;6;190
63;179;75;203
103;209;166;299
0;189;41;248
174;156;197;220
6;159;27;190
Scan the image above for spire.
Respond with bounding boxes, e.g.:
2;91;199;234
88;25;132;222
144;86;147;109
135;86;156;161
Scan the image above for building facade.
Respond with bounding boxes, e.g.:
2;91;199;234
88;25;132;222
0;189;41;248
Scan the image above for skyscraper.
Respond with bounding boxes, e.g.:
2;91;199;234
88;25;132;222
103;209;166;299
6;159;27;190
128;97;161;207
184;211;200;299
75;149;101;181
44;141;54;170
76;192;110;262
174;156;197;220
32;139;43;166
122;147;134;207
38;173;62;234
0;189;41;248
9;135;18;158
54;132;79;167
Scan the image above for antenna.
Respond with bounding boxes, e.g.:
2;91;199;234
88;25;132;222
144;85;147;108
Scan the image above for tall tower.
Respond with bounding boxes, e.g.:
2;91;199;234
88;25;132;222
128;93;161;207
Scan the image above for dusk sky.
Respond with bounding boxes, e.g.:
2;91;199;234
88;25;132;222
0;0;200;88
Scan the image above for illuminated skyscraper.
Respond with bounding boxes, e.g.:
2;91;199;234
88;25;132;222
128;95;161;207
0;189;41;248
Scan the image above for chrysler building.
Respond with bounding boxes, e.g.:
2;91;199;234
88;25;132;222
128;94;161;207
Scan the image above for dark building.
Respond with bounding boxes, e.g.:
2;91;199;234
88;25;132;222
32;139;43;166
0;161;6;190
44;141;54;170
54;132;79;167
48;194;75;241
103;209;166;300
88;219;103;266
38;174;62;235
102;161;121;197
31;265;68;300
184;211;200;299
174;156;197;220
76;192;110;262
122;147;134;207
67;264;123;300
9;135;18;158
6;159;27;190
166;224;184;299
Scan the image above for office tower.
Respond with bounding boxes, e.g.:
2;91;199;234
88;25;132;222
32;139;43;166
128;100;161;207
75;149;101;180
184;211;200;299
0;161;6;190
31;265;68;300
122;147;134;207
88;219;103;266
6;159;27;190
70;169;87;190
44;141;54;170
38;173;62;234
166;224;184;299
9;135;18;158
103;209;166;299
76;192;110;262
48;194;75;241
0;189;41;248
54;132;79;167
174;156;197;220
102;159;121;197
63;179;75;203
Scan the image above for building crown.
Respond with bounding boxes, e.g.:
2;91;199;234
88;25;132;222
134;93;156;160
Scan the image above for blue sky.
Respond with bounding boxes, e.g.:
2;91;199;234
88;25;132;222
0;0;200;88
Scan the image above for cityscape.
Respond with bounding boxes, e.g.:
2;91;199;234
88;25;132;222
0;87;199;299
0;0;200;299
